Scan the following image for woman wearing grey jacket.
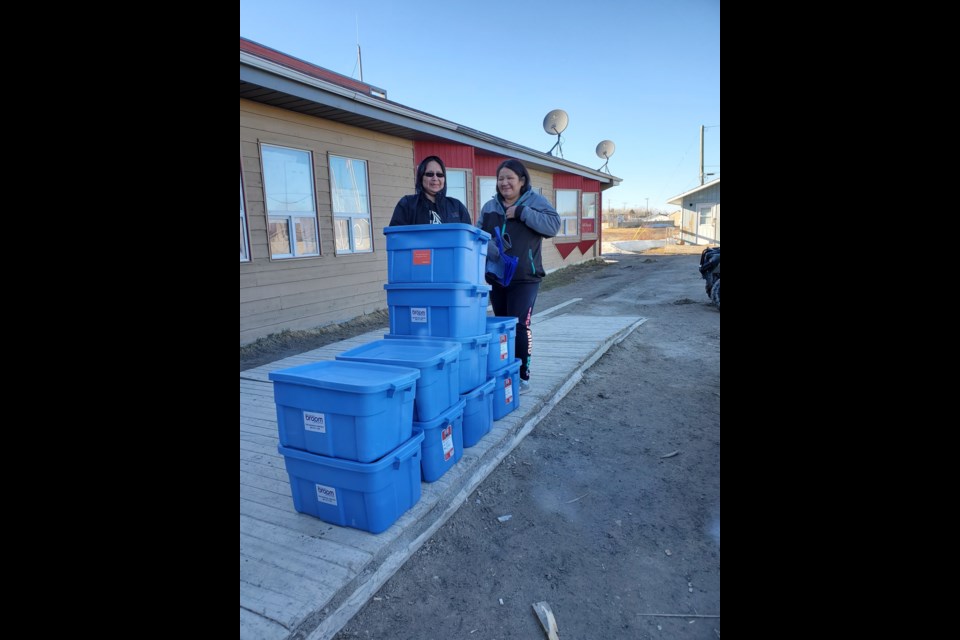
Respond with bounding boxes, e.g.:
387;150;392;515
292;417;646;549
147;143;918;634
478;158;561;394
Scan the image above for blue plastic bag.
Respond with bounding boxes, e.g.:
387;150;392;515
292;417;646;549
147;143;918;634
485;226;519;287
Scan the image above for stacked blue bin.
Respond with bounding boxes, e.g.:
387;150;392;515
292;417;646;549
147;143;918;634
486;316;522;420
383;223;500;463
268;360;425;533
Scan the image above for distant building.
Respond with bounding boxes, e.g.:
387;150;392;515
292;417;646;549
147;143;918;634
240;38;621;345
667;179;720;245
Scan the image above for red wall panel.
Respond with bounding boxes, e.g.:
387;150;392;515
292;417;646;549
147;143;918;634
553;174;583;189
475;154;505;177
415;142;474;169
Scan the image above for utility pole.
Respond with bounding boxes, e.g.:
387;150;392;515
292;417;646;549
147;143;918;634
699;125;705;185
645;197;649;215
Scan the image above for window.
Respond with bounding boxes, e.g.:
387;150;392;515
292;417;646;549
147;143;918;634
556;189;579;237
582;193;597;219
699;204;713;226
580;192;597;234
478;177;497;215
240;171;249;262
329;155;372;253
446;169;467;208
261;144;320;259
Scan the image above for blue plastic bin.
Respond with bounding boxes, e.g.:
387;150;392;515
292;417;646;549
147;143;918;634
492;358;521;420
413;399;465;482
384;282;491;338
383;223;490;284
269;360;419;462
486;316;518;376
461;378;495;447
336;338;460;423
386;333;490;394
278;431;424;534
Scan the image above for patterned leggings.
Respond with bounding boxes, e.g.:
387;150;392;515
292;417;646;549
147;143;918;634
490;281;540;381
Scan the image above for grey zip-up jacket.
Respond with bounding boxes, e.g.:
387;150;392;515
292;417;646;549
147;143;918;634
478;190;560;283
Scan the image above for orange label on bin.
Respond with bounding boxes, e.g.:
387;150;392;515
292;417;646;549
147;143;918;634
413;250;432;265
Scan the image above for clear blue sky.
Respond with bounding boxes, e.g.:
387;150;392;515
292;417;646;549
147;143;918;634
240;0;719;213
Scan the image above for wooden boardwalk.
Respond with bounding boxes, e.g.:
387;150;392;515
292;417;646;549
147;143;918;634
239;313;645;640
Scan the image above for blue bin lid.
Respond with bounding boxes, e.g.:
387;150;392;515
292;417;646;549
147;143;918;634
486;316;518;330
278;431;424;472
268;360;420;392
383;223;491;242
385;333;491;347
384;282;492;293
337;339;460;369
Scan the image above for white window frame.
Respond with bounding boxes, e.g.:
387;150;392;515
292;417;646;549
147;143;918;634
581;192;597;235
556;189;580;237
329;154;373;254
240;169;250;262
260;143;320;259
477;177;497;216
445;169;468;210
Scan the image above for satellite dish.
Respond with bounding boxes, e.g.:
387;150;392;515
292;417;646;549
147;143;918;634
543;109;568;157
596;140;616;173
543;110;569;135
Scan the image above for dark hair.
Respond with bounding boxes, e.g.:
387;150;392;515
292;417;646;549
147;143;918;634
496;158;531;196
415;155;447;192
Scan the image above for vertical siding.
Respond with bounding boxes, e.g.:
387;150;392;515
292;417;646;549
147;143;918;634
415;142;473;169
475;155;504;176
240;99;414;345
553;174;583;189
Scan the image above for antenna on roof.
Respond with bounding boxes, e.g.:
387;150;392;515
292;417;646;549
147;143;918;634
543;110;568;157
596;140;616;173
356;16;363;81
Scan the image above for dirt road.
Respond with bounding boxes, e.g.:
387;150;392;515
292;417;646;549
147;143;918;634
331;251;721;639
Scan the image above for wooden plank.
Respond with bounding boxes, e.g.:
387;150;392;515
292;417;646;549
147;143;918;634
239;579;311;631
240;458;288;483
240;468;291;497
239;605;289;640
239;445;283;465
239;542;340;608
239;422;277;439
241;514;372;573
239;431;279;449
240;497;386;555
239;439;284;459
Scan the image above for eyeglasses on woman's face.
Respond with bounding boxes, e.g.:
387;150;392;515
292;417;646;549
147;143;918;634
423;172;444;178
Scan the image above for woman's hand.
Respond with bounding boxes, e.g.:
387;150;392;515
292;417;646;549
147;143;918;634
505;205;518;220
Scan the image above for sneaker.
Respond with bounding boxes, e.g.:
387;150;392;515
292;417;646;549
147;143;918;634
519;379;531;395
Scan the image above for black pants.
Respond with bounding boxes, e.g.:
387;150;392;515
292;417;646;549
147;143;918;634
490;280;540;381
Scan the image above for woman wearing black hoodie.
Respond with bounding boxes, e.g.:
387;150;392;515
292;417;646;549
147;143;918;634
389;155;471;226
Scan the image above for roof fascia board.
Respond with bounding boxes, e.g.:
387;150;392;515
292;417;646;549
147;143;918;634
666;179;721;204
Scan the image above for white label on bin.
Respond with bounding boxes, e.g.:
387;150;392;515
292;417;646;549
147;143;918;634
499;334;508;360
316;484;338;506
504;377;514;405
442;424;455;461
411;307;427;323
303;411;326;433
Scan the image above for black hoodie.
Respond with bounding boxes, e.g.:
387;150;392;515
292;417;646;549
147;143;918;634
388;155;471;226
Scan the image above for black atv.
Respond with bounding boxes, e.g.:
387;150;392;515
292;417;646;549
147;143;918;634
699;247;720;311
